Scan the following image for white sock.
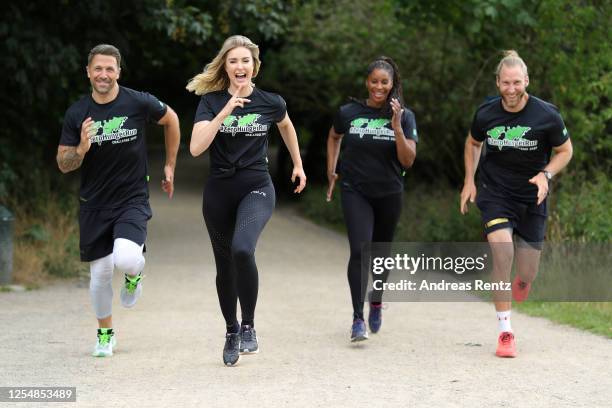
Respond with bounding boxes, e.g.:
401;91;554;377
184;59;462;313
497;310;512;333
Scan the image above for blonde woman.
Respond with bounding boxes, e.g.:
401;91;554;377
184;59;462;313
188;35;306;366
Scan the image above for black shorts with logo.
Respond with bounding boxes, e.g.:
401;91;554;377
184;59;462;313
79;202;152;262
476;182;546;249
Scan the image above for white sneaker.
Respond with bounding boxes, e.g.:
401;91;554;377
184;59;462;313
120;273;143;308
92;329;116;357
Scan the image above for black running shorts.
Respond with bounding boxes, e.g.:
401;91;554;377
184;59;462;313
476;182;546;249
79;202;152;262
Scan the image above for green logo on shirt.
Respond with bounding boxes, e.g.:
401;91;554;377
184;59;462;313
220;114;267;137
350;118;390;129
90;116;137;145
486;125;536;150
349;117;394;139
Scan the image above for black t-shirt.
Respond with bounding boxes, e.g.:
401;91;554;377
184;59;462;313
471;96;569;204
194;88;287;177
60;86;167;209
333;101;418;197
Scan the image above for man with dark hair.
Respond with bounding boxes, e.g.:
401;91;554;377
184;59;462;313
57;44;180;357
460;50;573;358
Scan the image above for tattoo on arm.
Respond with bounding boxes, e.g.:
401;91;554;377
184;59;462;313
57;146;84;173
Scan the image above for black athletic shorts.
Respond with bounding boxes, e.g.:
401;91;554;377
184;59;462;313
476;182;546;249
79;201;152;262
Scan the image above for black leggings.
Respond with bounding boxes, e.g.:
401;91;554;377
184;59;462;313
341;186;403;320
203;170;275;332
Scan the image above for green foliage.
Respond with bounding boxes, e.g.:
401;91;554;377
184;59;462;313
0;0;215;204
261;0;403;119
1;0;609;248
549;171;611;242
529;0;611;173
215;0;296;42
261;0;610;186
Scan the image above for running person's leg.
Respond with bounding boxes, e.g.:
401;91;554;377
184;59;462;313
89;253;116;357
203;180;240;334
80;208;118;357
369;192;403;303
232;181;275;353
512;210;546;302
367;192;403;333
477;184;520;357
113;205;150;308
203;178;244;366
341;186;374;341
89;254;114;322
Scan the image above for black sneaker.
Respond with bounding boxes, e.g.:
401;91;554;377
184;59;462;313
223;333;241;366
239;325;259;354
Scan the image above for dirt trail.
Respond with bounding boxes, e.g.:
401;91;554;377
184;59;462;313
1;153;610;407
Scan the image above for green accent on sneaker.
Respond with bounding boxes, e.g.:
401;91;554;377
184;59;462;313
124;273;142;295
97;328;113;346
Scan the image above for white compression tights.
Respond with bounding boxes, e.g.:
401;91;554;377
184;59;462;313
89;238;145;319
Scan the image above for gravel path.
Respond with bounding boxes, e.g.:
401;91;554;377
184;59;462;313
1;153;610;407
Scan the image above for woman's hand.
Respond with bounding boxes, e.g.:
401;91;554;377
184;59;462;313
326;172;338;202
292;166;307;193
219;84;251;119
390;98;403;132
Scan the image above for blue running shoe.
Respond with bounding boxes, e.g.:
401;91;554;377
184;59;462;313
368;303;383;333
350;318;368;342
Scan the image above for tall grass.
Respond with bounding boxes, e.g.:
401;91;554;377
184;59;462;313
4;183;85;288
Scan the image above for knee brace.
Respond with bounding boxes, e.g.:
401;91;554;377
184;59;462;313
113;238;145;277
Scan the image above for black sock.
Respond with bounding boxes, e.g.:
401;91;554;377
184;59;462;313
241;320;254;328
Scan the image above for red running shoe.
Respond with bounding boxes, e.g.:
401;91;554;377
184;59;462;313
512;276;531;303
496;331;517;358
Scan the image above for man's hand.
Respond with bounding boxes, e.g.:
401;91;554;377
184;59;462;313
528;172;549;205
161;164;175;198
77;117;94;156
460;181;477;214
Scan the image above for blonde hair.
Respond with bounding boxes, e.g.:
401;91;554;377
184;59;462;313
186;35;261;95
495;50;528;78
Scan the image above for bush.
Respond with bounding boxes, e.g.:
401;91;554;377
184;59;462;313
549;172;611;242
